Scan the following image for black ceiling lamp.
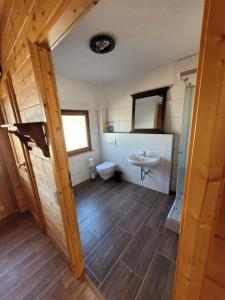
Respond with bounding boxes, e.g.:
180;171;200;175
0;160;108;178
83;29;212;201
90;35;115;54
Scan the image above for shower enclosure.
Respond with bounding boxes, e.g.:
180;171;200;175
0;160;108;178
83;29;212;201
166;76;196;233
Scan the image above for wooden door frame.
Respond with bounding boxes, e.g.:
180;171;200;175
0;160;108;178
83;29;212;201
28;42;84;277
174;0;225;298
25;0;97;277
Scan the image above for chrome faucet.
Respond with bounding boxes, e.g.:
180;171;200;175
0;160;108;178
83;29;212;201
141;150;147;157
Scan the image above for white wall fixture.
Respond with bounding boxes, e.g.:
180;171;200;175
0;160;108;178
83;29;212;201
127;152;161;181
100;132;174;194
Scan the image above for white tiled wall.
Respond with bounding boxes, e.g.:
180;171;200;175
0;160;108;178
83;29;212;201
102;79;185;191
107;106;132;132
99;55;198;191
165;80;185;190
100;133;174;194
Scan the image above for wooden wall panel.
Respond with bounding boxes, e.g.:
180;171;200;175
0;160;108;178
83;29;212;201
215;192;225;240
30;153;68;256
20;104;44;122
16;82;40;111
0;201;7;219
207;236;225;289
1;95;26;165
0;107;27;214
0;157;15;215
11;58;36;95
201;278;225;300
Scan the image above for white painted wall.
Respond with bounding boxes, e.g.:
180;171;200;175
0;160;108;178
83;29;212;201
99;55;198;190
55;76;101;186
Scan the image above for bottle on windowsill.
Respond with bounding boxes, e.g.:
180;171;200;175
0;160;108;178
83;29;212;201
108;121;114;133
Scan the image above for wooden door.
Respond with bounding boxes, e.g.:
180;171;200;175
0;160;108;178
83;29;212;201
0;75;46;232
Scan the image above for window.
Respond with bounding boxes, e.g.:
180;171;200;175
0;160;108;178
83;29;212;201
61;110;92;156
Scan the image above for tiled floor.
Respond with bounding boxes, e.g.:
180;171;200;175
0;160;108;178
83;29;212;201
75;178;179;300
0;213;103;300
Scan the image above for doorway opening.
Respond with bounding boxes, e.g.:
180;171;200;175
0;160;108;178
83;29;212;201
51;0;204;299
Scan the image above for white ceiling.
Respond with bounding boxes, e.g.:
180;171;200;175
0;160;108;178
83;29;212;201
53;0;204;84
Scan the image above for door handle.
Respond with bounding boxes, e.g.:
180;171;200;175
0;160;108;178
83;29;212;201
16;162;26;168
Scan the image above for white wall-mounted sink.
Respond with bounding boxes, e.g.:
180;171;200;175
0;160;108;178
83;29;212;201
127;153;160;168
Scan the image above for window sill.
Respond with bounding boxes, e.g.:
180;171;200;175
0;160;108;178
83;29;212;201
67;148;94;157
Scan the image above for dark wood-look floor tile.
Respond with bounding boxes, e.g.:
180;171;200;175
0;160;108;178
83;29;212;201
109;191;140;214
41;273;74;300
158;193;175;206
0;232;50;275
85;265;101;288
75;179;102;199
86;207;123;242
77;199;106;232
100;260;142;300
21;254;67;300
131;184;150;196
80;229;98;257
0;220;39;255
158;230;179;263
75;179;178;297
0;243;56;296
80;208;124;257
0;214;102;300
138;189;160;209
79;196;122;228
86;226;131;282
136;253;176;300
42;271;103;300
118;203;149;235
110;180;134;196
122;224;162;279
145;201;171;232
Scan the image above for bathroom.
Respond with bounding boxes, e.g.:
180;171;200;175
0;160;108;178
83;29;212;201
52;0;203;298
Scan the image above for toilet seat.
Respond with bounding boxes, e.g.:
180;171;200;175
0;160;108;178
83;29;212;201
96;161;117;180
96;162;116;173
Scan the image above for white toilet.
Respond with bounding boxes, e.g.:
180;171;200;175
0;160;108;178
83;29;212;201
96;161;117;180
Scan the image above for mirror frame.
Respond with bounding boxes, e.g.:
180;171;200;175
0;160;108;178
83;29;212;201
131;86;169;133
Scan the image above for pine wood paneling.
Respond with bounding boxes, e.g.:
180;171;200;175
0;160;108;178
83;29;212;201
207;236;225;289
0;109;27;213
11;57;35;94
20;104;44;122
216;193;225;240
202;278;225;300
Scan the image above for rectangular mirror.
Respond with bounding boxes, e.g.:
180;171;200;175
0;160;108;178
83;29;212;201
131;87;169;133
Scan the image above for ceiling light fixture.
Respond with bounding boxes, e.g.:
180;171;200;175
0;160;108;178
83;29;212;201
90;35;115;54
